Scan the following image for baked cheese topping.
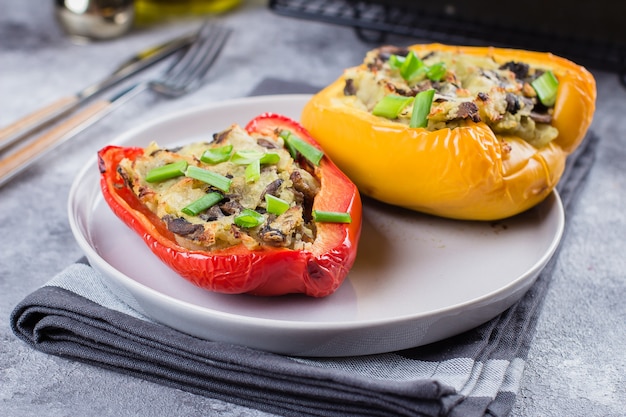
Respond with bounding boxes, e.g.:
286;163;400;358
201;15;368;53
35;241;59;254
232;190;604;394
343;46;559;147
117;124;320;252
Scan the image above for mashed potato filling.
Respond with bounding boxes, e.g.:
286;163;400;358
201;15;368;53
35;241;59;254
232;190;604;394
344;46;559;147
117;125;320;251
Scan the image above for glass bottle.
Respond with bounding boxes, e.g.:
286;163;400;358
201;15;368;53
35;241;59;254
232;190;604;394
134;0;241;26
55;0;135;41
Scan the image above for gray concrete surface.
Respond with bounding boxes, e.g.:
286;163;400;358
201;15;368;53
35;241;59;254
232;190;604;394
1;1;625;416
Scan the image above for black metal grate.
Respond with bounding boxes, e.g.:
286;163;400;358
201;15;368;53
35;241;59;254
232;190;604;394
269;0;626;84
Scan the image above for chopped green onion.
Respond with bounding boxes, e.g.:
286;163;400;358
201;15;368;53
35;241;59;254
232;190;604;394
389;51;424;81
200;145;233;164
389;52;446;82
265;194;290;215
280;130;299;159
231;150;281;166
230;149;265;165
146;159;187;182
145;160;188;183
185;165;231;192
234;209;265;228
426;62;446;81
388;54;405;69
410;89;435;128
289;136;324;166
181;192;223;216
372;95;414;119
259;152;280;165
280;130;324;166
400;51;425;81
312;210;352;223
531;70;559;107
245;159;260;183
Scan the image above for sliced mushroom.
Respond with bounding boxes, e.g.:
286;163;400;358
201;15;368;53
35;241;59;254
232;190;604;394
163;215;204;239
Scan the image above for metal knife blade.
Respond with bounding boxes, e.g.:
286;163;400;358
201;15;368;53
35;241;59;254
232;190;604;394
0;29;198;152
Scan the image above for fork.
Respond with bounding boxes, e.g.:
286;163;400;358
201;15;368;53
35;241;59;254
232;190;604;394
0;22;231;188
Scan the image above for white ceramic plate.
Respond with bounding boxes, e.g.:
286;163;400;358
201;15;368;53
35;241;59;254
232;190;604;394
68;94;565;357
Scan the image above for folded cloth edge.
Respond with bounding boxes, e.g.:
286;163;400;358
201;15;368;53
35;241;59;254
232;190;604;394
10;283;454;417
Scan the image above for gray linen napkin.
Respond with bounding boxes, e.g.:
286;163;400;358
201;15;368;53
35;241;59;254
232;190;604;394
10;79;599;417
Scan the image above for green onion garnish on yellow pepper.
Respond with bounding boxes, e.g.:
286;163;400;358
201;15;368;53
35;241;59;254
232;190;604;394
145;160;188;183
181;192;223;216
312;210;352;223
372;95;414;119
388;54;405;70
400;51;424;80
426;62;446;81
531;70;559;107
185;165;231;192
389;51;446;82
410;89;435;128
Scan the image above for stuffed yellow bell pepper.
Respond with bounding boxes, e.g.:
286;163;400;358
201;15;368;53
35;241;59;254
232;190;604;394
301;44;596;220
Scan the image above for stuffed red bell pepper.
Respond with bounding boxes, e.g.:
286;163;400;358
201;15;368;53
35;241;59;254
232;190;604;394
97;113;362;297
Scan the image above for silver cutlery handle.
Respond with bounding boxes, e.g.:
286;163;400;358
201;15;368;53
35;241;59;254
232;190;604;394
0;95;82;152
0;99;112;187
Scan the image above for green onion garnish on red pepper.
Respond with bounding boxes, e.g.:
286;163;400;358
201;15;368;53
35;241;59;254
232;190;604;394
234;209;265;228
200;145;233;164
145;160;188;183
185;165;231;192
312;210;352;223
265;194;290;215
279;130;324;166
410;89;435;128
231;150;280;166
181;192;223;216
292;137;324;166
280;130;298;159
259;152;280;165
531;70;559;107
230;149;265;165
245;159;261;183
372;95;414;119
